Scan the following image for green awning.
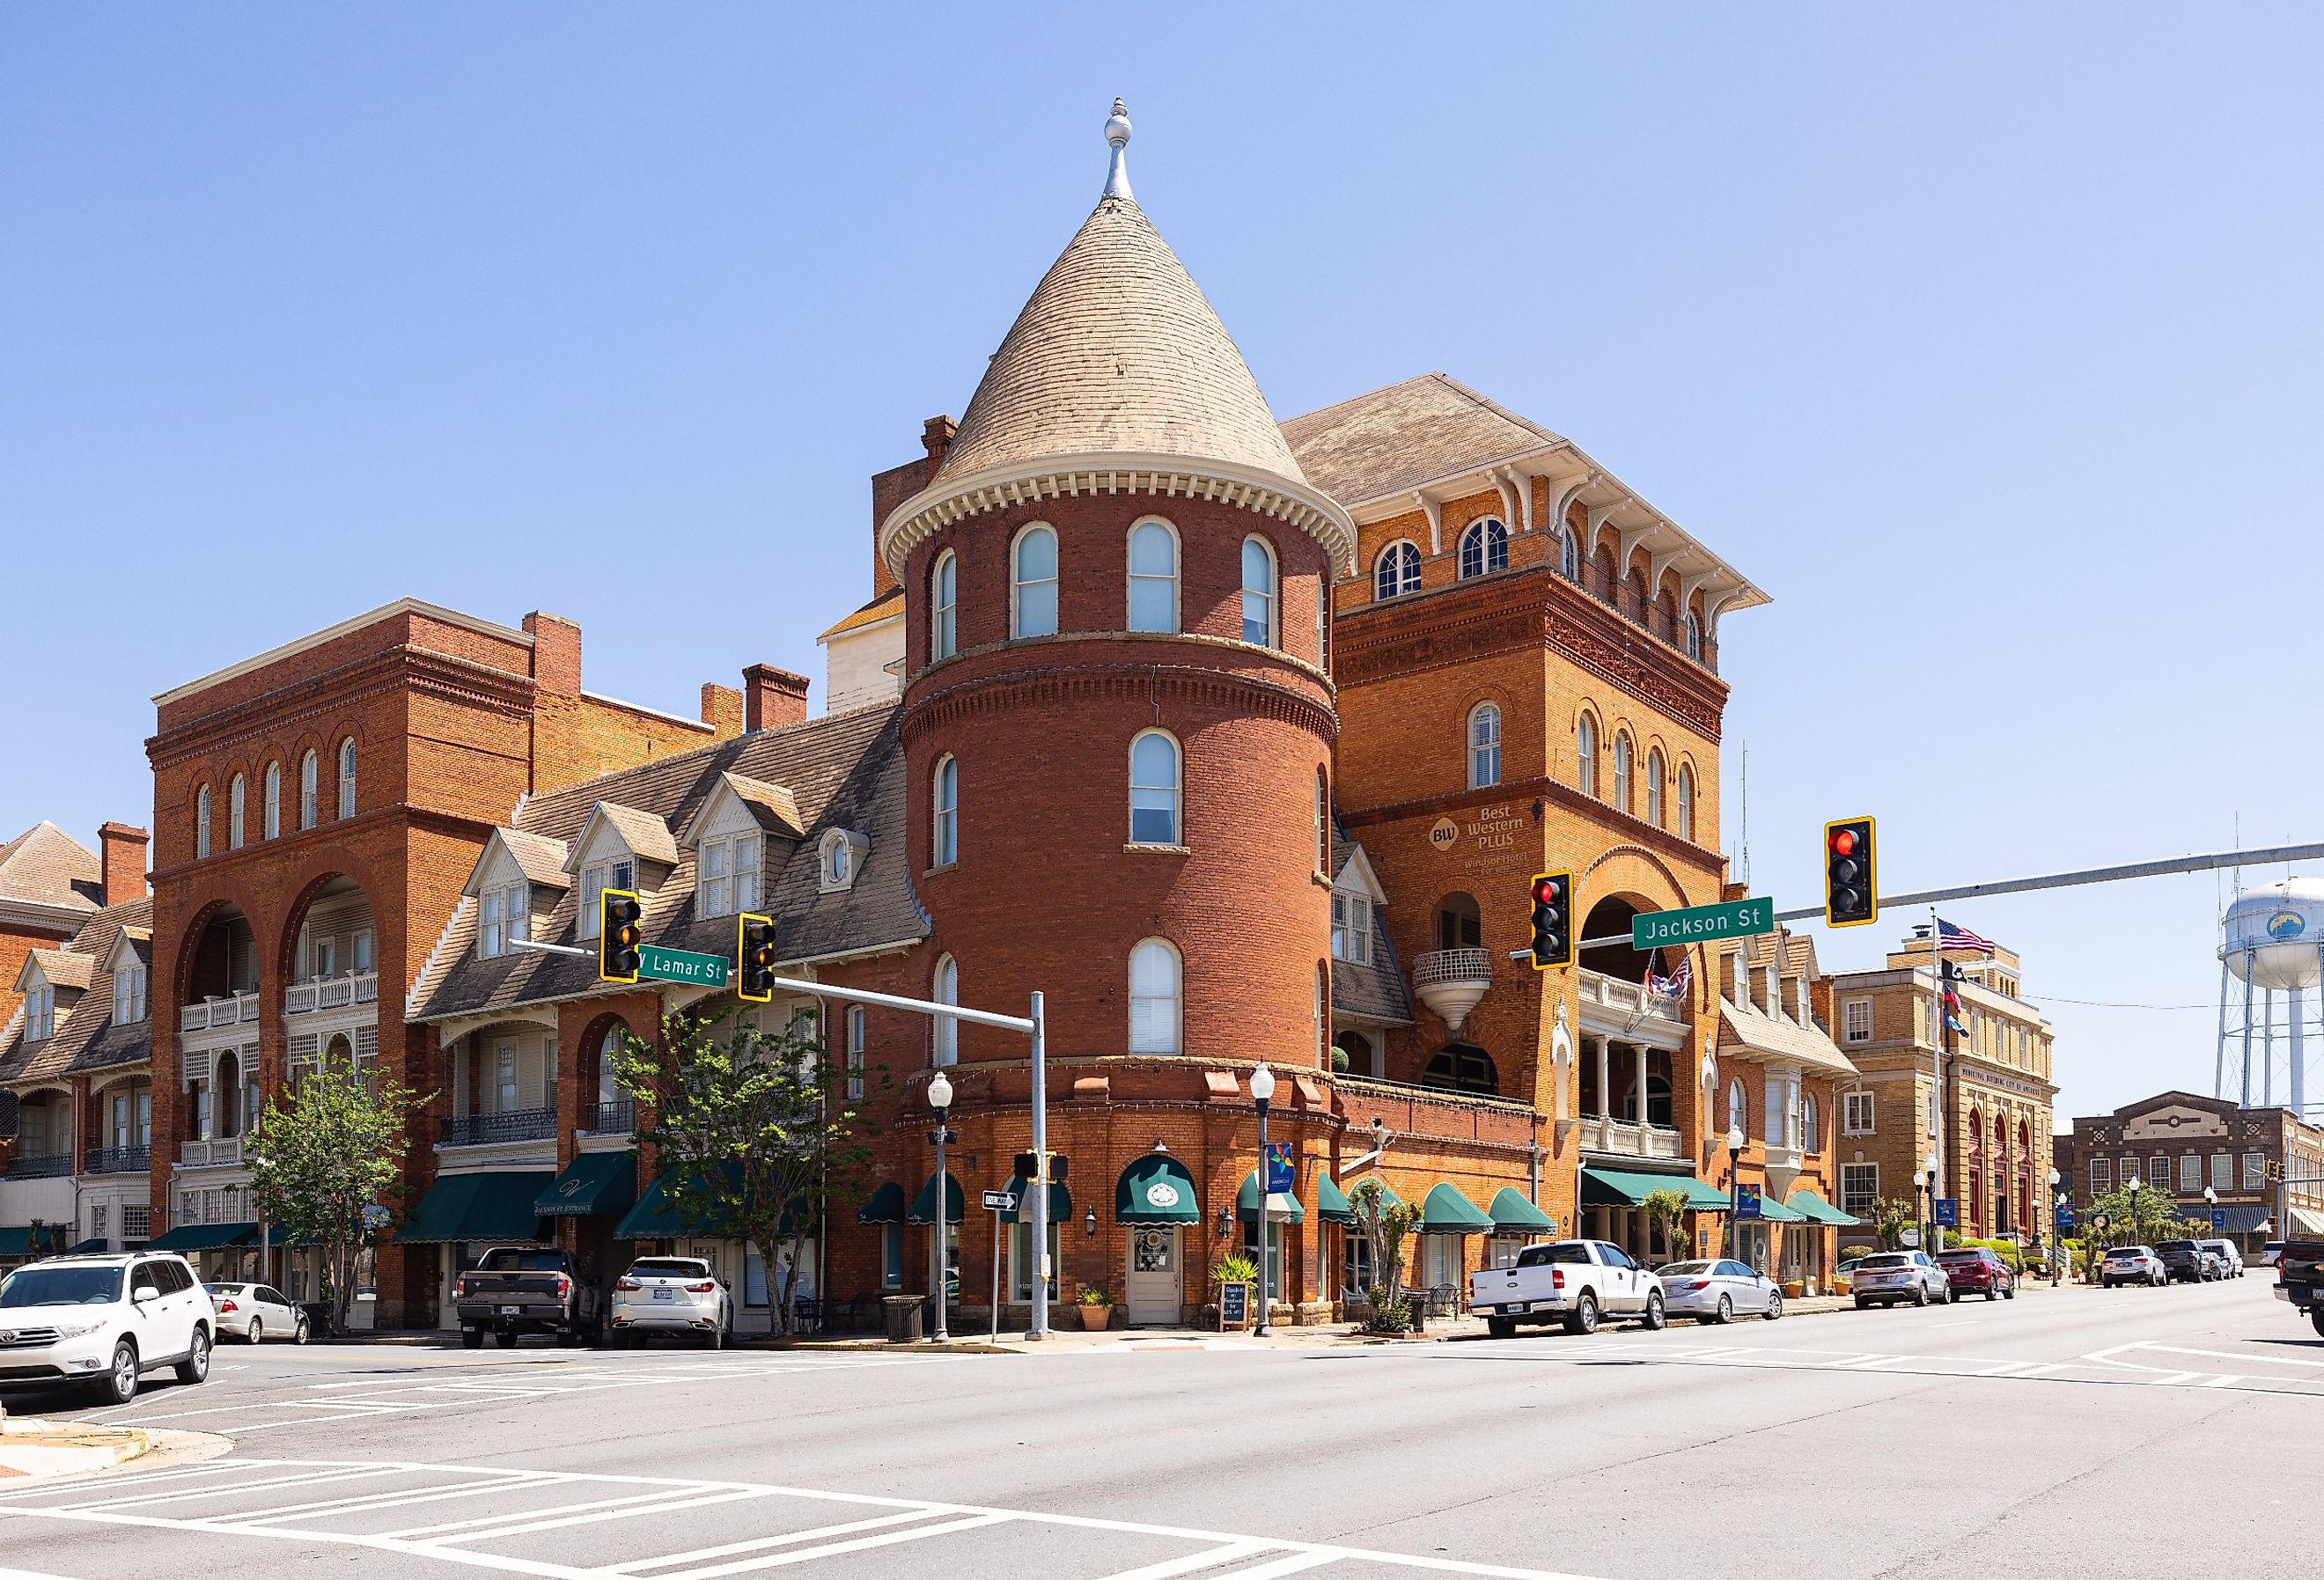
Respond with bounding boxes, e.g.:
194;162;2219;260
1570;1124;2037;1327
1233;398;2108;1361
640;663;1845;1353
997;1177;1071;1224
1580;1167;1730;1211
1316;1172;1355;1224
1418;1183;1494;1235
612;1168;761;1240
1236;1171;1305;1224
1741;1192;1807;1224
393;1172;554;1246
857;1181;907;1224
1340;1177;1404;1215
1487;1187;1556;1235
144;1222;258;1253
65;1237;107;1254
1115;1155;1200;1224
908;1171;964;1225
537;1152;638;1218
1784;1189;1861;1227
0;1225;76;1256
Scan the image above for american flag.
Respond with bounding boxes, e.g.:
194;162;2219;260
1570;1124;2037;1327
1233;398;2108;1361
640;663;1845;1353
1647;949;1692;999
1938;918;1997;957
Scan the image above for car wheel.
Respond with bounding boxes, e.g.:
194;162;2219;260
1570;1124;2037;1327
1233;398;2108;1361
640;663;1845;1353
1913;1282;1930;1308
174;1326;211;1385
461;1326;483;1349
1487;1317;1516;1340
1986;1289;1997;1302
94;1340;138;1406
1854;1297;1871;1310
246;1317;263;1345
705;1320;724;1351
1713;1293;1733;1326
292;1314;310;1344
1764;1290;1783;1321
2004;1286;2015;1300
1642;1292;1666;1331
1565;1292;1599;1335
2311;1305;2324;1340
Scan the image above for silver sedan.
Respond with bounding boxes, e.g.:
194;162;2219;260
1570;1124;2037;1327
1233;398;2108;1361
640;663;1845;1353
1658;1259;1783;1324
202;1282;310;1344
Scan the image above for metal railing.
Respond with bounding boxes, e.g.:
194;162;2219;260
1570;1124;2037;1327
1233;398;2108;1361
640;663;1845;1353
582;1099;636;1136
4;1152;71;1180
440;1107;557;1146
180;989;261;1033
180;1137;244;1167
1411;948;1492;989
84;1146;151;1175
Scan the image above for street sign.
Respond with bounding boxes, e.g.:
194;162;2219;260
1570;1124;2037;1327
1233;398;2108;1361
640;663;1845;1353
2211;1208;2228;1231
1631;896;1776;950
1934;1198;1959;1229
982;1189;1019;1213
1263;1141;1294;1194
1734;1183;1763;1221
636;944;731;988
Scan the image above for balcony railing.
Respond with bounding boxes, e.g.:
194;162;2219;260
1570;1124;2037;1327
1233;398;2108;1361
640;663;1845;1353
85;1146;151;1176
180;989;261;1033
180;1138;243;1168
582;1099;636;1136
284;971;379;1017
1578;1117;1684;1160
441;1107;557;1147
1411;948;1493;1038
4;1152;72;1180
1579;968;1685;1026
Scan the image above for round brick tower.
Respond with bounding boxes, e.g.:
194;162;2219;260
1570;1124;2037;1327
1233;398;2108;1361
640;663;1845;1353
879;103;1357;1074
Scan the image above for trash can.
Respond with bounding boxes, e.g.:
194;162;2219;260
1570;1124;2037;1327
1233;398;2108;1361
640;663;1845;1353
881;1295;924;1343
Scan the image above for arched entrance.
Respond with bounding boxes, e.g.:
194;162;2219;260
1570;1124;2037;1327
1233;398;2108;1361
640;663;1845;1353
1115;1152;1199;1325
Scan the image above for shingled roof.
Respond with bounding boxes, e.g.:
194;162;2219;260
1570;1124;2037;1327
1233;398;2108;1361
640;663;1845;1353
0;897;154;1088
1328;823;1413;1027
0;822;101;914
1279;373;1566;510
411;705;923;1025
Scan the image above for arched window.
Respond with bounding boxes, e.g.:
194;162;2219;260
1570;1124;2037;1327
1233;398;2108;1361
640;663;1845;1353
1011;525;1058;639
1423;1045;1499;1096
1457;518;1509;579
1556;525;1578;580
598;1025;623;1110
1129;731;1181;845
1684;609;1703;662
1374;540;1421;599
1613;731;1634;813
1645;746;1665;828
1128;939;1182;1055
1436;892;1482;952
298;750;318;830
1240;535;1276;646
1127;519;1178;633
228;774;246;849
1467;702;1502;790
1676;763;1695;842
262;762;281;840
337;738;356;819
1315;964;1328;1065
195;784;212;858
932;754;959;866
1314;768;1328;874
930;549;958;660
1728;1077;1749;1141
931;955;959;1066
1577;714;1598;797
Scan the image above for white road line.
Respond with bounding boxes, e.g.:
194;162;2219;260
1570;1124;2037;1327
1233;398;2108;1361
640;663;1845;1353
384;1485;746;1540
2146;1371;2201;1386
419;1487;781;1547
59;1464;401;1510
2129;1343;2324;1369
1086;1542;1282;1580
1211;1554;1340;1579
213;1473;562;1527
654;1510;1013;1578
606;1509;953;1574
2201;1374;2245;1388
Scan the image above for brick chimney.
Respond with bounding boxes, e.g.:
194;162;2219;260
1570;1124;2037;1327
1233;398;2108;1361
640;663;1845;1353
866;416;956;599
699;682;744;739
742;665;812;732
98;822;149;905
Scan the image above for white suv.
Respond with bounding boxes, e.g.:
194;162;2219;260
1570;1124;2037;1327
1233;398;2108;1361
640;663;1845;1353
0;1253;216;1405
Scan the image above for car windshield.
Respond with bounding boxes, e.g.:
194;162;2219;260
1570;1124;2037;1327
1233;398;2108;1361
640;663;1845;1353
474;1250;565;1273
1658;1262;1712;1276
629;1260;709;1279
1514;1244;1592;1267
1935;1251;1982;1262
0;1265;124;1307
1858;1254;1909;1268
2157;1241;2196;1253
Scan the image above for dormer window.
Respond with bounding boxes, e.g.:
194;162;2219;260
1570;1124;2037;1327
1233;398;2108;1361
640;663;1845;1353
699;834;761;917
819;829;869;894
113;957;148;1025
579;859;636;940
24;981;55;1041
479;884;530;959
1330;890;1372;965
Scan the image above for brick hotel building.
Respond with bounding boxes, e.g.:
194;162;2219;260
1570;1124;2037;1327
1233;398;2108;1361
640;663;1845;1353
1;106;1876;1325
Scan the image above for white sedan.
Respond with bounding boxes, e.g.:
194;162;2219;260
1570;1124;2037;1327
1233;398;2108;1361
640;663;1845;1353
203;1282;310;1344
1657;1259;1783;1324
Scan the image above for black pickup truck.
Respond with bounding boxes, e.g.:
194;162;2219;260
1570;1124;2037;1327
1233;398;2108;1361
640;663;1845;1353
2275;1240;2324;1336
452;1247;602;1349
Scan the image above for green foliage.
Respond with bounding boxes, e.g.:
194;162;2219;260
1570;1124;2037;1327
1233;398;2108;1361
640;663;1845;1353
1210;1252;1258;1289
1358;1287;1412;1334
1869;1197;1917;1250
612;1006;886;1336
1077;1283;1111;1306
1344;1178;1422;1315
1641;1188;1690;1263
251;1055;428;1331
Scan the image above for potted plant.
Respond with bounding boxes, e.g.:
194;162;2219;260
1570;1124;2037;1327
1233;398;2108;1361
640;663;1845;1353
1076;1284;1113;1332
1210;1252;1258;1330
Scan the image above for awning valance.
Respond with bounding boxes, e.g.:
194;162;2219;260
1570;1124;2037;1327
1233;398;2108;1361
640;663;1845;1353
393;1172;554;1246
1115;1155;1200;1224
1316;1173;1355;1224
997;1178;1071;1224
857;1181;907;1224
537;1151;638;1218
144;1221;258;1253
1486;1187;1556;1235
1783;1189;1861;1227
1580;1167;1729;1211
613;1171;762;1240
0;1224;77;1257
1236;1172;1304;1224
908;1171;964;1225
1418;1183;1494;1235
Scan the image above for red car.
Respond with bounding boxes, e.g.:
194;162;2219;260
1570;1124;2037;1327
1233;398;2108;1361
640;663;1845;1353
1936;1247;2017;1301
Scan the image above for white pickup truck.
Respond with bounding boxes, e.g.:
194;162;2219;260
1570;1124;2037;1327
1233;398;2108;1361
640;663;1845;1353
1468;1239;1666;1337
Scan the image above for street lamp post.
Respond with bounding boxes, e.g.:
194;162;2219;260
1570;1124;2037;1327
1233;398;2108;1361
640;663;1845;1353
1251;1063;1276;1337
2126;1175;2143;1248
927;1069;953;1344
1924;1150;1939;1254
1725;1123;1744;1263
2048;1168;2063;1286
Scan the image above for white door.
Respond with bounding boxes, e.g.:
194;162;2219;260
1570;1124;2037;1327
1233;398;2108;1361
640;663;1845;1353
1125;1227;1180;1326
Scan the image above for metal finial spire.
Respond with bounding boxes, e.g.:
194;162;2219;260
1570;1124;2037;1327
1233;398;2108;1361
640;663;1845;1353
1102;98;1133;201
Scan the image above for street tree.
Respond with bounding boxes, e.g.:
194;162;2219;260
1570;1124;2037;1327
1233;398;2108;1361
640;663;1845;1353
1344;1178;1423;1326
611;1005;884;1337
1870;1197;1917;1251
1641;1188;1690;1265
249;1054;428;1332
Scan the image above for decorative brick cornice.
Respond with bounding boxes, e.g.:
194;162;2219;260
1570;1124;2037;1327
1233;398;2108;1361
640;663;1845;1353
899;657;1338;747
147;647;535;768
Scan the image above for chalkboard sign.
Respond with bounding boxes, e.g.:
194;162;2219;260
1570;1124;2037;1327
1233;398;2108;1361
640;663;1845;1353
1217;1282;1249;1329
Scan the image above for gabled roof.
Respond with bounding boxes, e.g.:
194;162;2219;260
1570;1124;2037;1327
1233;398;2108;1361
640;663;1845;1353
817;587;905;643
1280;373;1563;509
1327;821;1413;1029
1717;998;1857;1079
563;803;680;872
0;822;100;912
18;949;94;994
466;828;572;897
0;897;155;1086
680;772;805;845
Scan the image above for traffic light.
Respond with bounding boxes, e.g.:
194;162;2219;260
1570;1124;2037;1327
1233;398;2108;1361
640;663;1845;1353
1014;1150;1069;1184
598;889;643;983
736;913;776;1003
2270;1160;2284;1183
1529;871;1573;969
1823;818;1878;928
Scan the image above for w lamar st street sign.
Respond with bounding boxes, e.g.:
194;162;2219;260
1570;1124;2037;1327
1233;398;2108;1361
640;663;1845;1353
636;944;730;988
1631;896;1776;951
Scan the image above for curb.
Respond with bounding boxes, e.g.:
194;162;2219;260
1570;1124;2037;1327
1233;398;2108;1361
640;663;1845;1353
0;1419;151;1480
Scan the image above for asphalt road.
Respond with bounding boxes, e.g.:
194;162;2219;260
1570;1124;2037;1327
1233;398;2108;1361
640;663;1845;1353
1;1275;2314;1580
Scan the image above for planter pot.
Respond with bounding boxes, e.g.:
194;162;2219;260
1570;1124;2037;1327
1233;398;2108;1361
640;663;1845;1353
1077;1304;1111;1332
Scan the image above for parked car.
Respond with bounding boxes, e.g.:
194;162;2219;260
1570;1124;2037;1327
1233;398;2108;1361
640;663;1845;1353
2275;1240;2324;1336
608;1257;732;1349
2258;1241;2286;1268
203;1282;310;1344
0;1252;214;1405
2198;1247;2232;1281
2154;1240;2215;1283
1936;1247;2017;1301
1851;1251;1951;1309
2197;1239;2245;1278
451;1246;602;1349
2101;1245;2168;1287
1657;1259;1783;1324
1469;1239;1666;1336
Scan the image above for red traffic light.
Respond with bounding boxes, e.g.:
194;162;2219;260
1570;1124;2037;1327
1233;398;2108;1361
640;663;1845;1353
1829;828;1857;857
1531;875;1563;907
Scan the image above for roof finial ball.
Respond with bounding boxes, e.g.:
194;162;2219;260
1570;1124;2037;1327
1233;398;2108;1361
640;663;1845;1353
1102;98;1133;202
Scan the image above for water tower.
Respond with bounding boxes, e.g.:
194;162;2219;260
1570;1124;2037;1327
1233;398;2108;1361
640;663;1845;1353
2217;878;2324;1119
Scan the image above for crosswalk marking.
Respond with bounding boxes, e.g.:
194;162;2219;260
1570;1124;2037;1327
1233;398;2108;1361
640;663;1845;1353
659;1510;1012;1577
1090;1541;1283;1580
605;1509;954;1575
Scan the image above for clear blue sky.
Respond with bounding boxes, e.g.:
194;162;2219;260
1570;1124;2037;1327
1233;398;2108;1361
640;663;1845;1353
6;8;2320;1122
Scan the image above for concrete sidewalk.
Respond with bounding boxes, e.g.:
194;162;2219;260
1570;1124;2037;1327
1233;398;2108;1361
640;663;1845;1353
0;1416;151;1479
